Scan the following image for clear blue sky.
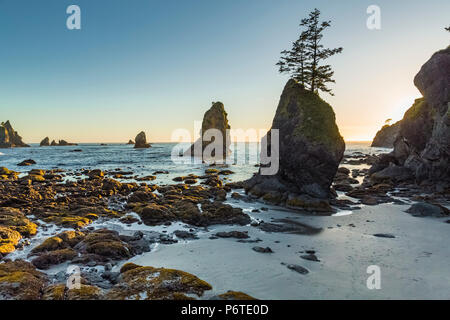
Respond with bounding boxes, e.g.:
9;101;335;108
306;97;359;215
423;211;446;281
0;0;449;142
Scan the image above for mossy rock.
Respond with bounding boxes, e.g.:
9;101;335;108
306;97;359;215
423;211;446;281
43;284;103;300
286;194;333;213
217;291;257;300
107;264;212;300
31;248;77;269
0;208;37;237
31;231;85;255
0;226;22;255
0;260;47;300
120;262;140;273
66;284;102;300
44;216;92;229
42;284;66;300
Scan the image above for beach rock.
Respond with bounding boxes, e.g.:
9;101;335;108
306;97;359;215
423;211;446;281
40;137;50;146
134;131;151;149
300;253;320;262
215;231;249;239
0;121;29;148
0;226;21;255
371;121;401;148
373;233;396;238
174;230;198;240
286;264;309;275
406;202;450;217
187;102;231;159
245;79;345;208
257;218;322;235
370;47;450;188
127;140;134;145
370;163;413;184
252;246;273;253
74;229;134;261
0;260;47;300
106;263;212;300
31;248;77;269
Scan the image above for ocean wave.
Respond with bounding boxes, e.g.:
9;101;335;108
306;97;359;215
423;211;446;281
0;152;4;156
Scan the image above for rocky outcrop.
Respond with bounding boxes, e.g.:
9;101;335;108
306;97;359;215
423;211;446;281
369;47;450;188
134;132;151;149
127;140;134;145
245;79;345;211
40;137;50;146
187;102;231;159
371;121;401;148
0;121;29;148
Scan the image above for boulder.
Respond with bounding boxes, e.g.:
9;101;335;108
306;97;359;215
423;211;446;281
134;131;151;149
40;137;50;146
371;121;401;148
406;202;450;217
245;79;345;207
187;102;231;159
0;121;29;148
106;263;212;300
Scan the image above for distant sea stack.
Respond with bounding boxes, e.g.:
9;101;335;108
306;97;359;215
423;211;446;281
371;121;401;148
127;140;134;145
134;132;151;148
245;79;345;211
369;47;450;188
187;102;231;159
40;137;50;146
0;121;29;148
46;139;78;146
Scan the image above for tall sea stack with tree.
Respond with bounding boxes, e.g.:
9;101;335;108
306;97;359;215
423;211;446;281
246;9;345;212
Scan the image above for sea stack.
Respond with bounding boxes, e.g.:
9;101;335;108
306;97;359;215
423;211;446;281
127;140;134;145
0;121;29;148
369;47;450;188
40;137;50;146
46;139;77;146
371;121;401;148
245;79;345;211
134;132;151;148
187;102;231;159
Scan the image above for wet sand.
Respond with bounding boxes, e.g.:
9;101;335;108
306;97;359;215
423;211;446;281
120;197;450;299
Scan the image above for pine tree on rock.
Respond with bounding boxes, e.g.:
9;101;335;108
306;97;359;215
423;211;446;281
277;8;343;95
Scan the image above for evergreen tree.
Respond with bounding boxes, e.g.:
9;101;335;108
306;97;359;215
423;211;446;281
277;8;343;95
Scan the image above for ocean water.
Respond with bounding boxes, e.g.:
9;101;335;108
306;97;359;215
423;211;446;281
0;142;388;184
